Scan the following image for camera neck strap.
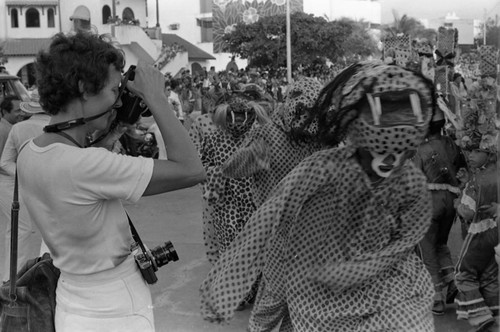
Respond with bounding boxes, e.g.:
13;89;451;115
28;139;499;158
126;212;148;254
43;109;117;148
43;109;113;133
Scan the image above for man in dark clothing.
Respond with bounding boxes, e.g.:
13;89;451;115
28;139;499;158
413;99;467;315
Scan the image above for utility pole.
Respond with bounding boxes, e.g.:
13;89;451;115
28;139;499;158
484;8;487;45
156;0;160;27
286;0;292;84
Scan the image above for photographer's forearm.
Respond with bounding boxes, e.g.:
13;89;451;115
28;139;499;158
148;94;197;161
145;93;205;192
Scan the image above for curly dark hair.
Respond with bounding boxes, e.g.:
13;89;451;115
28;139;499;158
35;31;125;115
0;96;20;115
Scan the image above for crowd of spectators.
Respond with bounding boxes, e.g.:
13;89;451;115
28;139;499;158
162;62;349;125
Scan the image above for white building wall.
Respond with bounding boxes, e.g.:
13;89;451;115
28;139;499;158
1;0;238;73
0;0;162;75
6;6;60;39
113;24;160;59
148;0;246;71
161;52;189;76
424;14;480;45
60;0;148;35
150;0;202;43
0;0;6;39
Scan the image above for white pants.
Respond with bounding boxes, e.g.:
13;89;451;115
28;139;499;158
55;255;155;332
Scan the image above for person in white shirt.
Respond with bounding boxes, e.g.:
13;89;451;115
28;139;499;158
0;99;49;282
168;79;184;123
17;31;205;331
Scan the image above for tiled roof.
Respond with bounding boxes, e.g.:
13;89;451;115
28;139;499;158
161;33;215;60
2;35;217;61
2;38;51;56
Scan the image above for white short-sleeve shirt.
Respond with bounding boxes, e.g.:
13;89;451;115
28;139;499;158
17;141;154;274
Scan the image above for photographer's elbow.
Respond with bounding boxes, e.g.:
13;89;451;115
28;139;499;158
192;166;207;184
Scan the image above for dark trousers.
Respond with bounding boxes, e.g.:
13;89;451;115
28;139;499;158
418;190;457;300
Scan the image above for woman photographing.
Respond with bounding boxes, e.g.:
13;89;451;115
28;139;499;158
16;31;205;331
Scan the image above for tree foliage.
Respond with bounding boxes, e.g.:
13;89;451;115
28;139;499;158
222;12;378;69
476;17;500;47
381;10;437;44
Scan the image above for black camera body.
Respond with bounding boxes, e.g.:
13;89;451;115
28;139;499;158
115;65;152;124
131;241;179;284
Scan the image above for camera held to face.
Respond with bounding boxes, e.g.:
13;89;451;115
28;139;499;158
114;65;152;124
131;241;179;284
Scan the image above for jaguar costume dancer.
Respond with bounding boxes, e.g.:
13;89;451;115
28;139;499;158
221;77;325;208
200;61;436;331
199;94;269;257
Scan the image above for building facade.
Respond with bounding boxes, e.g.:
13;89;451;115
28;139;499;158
151;0;306;71
0;0;215;84
150;0;238;71
422;12;481;46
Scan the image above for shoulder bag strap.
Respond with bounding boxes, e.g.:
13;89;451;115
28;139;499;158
9;170;20;302
9;140;31;302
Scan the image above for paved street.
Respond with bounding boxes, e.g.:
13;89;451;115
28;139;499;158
0;184;473;331
124;185;472;332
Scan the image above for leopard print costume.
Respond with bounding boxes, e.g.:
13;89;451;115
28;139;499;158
189;114;219;264
200;147;435;331
222;77;325;207
200;62;435;331
199;98;258;257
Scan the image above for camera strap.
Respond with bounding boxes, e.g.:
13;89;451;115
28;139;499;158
126;212;148;254
43;109;113;133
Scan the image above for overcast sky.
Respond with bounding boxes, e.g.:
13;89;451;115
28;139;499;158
379;0;500;23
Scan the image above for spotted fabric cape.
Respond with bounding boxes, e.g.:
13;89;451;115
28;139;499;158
222;120;324;208
200;127;256;254
189;114;220;264
200;146;435;331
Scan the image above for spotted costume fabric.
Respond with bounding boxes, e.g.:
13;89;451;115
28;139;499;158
189;114;217;155
221;123;323;207
200;146;435;331
188;114;219;264
222;78;324;207
200;122;256;256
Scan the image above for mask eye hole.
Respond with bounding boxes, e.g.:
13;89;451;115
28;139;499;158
290;90;302;99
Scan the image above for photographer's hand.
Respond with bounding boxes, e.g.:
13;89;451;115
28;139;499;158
127;61;205;195
126;60;165;102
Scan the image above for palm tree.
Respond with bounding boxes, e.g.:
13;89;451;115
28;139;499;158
381;10;437;45
382;10;425;37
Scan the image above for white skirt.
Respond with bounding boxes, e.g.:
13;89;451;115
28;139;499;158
55;255;155;332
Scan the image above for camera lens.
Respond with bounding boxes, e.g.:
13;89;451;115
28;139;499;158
150;241;179;268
